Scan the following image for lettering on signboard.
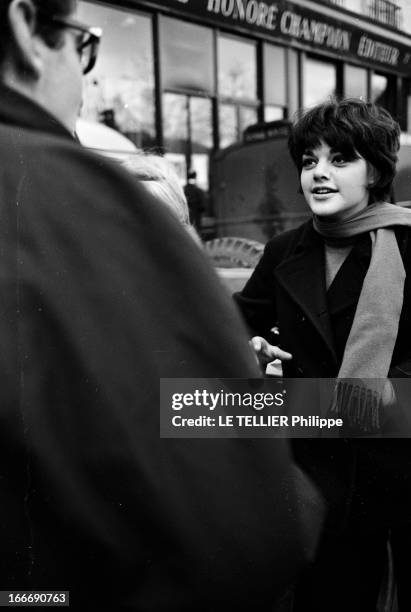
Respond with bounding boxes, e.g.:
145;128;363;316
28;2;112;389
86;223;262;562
207;0;278;31
280;10;351;51
201;0;405;71
357;35;399;66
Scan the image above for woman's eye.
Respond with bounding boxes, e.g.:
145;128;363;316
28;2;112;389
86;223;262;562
332;155;346;165
302;157;316;169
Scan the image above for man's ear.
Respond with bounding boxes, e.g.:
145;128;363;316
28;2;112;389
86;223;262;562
7;0;46;79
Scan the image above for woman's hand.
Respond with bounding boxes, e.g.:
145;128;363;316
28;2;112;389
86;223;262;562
250;336;292;369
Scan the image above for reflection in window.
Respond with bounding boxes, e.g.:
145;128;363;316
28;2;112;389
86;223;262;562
163;94;212;189
371;73;397;115
371;74;388;103
163;93;188;154
78;2;155;148
219;104;237;148
288;49;299;116
304;58;336;108
265;106;284;121
163;94;212;154
344;64;368;99
264;44;286;107
240;107;258;133
219;104;257;148
190;97;213;151
218;35;257;100
160;18;214;94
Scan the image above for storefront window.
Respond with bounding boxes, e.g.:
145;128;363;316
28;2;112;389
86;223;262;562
304;57;337;108
160;18;214;95
218;34;257;146
371;73;388;103
190;96;213;189
218;35;257;100
219;104;257;148
265;106;284;121
78;2;155;149
163;93;188;153
163;93;212;189
344;64;368;99
264;44;286;120
371;73;397;115
240;107;258;132
219;104;237;149
190;97;213;151
288;49;300;117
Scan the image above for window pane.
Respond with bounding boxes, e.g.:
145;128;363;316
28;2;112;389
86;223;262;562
371;74;388;103
265;106;284;121
190;97;213;150
371;73;396;114
344;64;368;99
264;44;286;107
304;58;336;108
219;104;238;148
163;93;188;153
219;104;257;148
160;17;214;94
190;154;209;191
78;2;155;148
164;153;187;186
288;49;299;117
240;106;258;133
218;35;257;100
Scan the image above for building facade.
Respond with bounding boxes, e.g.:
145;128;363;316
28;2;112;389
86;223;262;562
77;0;411;194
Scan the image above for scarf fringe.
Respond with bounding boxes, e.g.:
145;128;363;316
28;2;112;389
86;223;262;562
328;381;381;433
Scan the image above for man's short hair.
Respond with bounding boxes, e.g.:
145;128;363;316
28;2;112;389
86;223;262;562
288;98;401;202
0;0;75;65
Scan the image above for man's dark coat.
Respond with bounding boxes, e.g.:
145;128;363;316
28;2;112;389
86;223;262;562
0;85;321;610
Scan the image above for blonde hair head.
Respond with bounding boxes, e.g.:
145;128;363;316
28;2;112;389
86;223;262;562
122;152;190;226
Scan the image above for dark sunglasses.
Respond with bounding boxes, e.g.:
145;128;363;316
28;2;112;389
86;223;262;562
37;12;102;75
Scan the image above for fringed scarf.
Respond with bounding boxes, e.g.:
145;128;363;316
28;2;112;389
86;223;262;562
314;202;411;434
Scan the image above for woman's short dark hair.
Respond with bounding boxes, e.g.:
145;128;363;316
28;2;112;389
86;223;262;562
288;98;401;202
0;0;75;65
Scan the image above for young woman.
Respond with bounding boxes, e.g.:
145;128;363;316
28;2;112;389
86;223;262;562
235;98;411;611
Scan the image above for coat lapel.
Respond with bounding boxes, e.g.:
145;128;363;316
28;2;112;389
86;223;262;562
274;223;337;362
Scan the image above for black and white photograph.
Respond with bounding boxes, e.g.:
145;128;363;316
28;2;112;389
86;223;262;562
1;0;411;609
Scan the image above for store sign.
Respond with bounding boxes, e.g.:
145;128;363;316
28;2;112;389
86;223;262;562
206;0;279;31
279;10;351;53
139;0;411;74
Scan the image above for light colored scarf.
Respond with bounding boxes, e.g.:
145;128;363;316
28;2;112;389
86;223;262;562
314;202;411;433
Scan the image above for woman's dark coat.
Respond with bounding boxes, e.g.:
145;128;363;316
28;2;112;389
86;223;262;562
235;220;411;378
235;220;411;531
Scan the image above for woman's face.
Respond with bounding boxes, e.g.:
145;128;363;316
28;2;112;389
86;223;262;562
300;140;372;222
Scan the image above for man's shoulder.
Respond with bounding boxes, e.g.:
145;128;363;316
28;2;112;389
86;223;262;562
0;120;122;174
0;121;146;213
